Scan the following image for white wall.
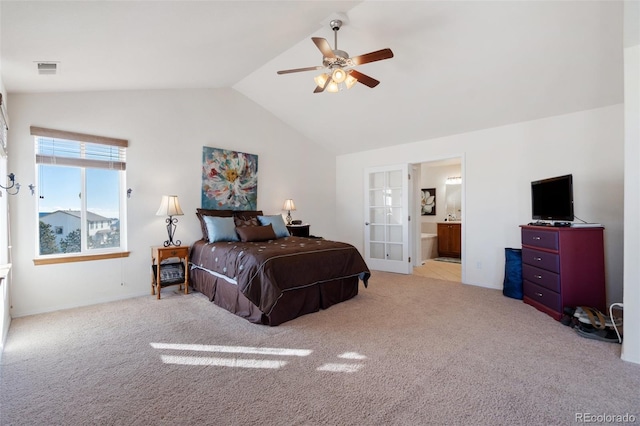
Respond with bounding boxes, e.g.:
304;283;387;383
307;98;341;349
337;105;624;302
622;1;640;363
0;0;11;353
7;88;337;317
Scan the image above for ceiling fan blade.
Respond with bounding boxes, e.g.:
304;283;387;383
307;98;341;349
277;66;324;75
349;69;380;88
313;76;333;93
312;37;336;58
351;48;394;66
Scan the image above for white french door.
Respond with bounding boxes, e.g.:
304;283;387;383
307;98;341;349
364;164;412;274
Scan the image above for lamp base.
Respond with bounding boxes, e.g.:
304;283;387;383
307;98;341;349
163;216;182;247
286;211;292;225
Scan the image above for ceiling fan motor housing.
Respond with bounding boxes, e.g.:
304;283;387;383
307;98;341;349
323;50;352;69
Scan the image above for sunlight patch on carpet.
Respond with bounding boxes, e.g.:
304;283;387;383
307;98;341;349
337;352;367;360
161;355;287;369
316;363;363;373
150;342;312;357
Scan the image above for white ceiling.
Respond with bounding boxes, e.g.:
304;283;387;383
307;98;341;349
0;1;625;155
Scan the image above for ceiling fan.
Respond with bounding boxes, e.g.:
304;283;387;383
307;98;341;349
277;19;394;93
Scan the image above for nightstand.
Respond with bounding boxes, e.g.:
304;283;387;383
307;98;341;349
151;245;189;299
286;223;310;237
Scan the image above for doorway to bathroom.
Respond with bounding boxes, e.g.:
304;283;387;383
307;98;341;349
411;157;463;282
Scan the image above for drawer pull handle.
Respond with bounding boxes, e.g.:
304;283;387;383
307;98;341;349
533;257;542;261
535;292;543;297
534;275;542;279
532;236;541;240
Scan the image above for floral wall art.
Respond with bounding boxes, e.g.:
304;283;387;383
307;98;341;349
201;147;258;210
421;188;436;215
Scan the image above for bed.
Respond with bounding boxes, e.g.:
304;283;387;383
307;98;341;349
189;209;370;326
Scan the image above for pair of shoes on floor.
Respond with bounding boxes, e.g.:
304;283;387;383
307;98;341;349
573;306;622;328
574;322;621;344
561;306;576;326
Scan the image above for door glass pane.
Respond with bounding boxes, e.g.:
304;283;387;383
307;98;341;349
86;168;120;250
370;189;385;206
388;170;403;188
388;207;403;225
370;225;385;242
387;243;403;261
370;243;385;259
389;189;402;206
388;225;402;243
369;172;384;189
369;208;385;223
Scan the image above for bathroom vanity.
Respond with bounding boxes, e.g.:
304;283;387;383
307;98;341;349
437;222;461;258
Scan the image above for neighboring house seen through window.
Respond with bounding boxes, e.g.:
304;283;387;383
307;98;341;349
32;127;128;258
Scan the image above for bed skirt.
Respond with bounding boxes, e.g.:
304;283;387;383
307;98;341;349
189;267;359;326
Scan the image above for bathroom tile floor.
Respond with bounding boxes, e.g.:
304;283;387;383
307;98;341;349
413;259;462;282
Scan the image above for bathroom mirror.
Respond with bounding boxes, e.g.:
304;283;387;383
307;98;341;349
445;183;461;220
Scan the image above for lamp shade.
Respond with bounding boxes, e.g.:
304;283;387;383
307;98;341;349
332;68;347;84
314;73;329;88
156;195;184;216
283;199;296;211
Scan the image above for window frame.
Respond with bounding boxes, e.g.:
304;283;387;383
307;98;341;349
31;126;129;264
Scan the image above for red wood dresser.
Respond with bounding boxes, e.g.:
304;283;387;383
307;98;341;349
520;225;606;320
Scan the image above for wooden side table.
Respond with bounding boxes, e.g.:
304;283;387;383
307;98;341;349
151;246;189;300
287;223;310;237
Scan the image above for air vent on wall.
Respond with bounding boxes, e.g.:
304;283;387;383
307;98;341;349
37;62;58;75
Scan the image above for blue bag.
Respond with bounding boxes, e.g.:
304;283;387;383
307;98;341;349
503;248;523;299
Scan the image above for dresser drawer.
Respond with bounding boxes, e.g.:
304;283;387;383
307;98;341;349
522;264;560;292
523;281;561;312
521;247;560;273
521;228;559;251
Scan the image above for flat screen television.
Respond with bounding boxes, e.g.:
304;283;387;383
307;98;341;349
531;174;574;221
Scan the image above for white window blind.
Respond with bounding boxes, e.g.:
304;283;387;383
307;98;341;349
31;126;128;170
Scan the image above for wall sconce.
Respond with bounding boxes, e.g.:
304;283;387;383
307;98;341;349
283;199;296;225
0;173;20;195
156;195;184;247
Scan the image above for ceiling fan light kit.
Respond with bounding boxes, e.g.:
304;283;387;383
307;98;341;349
277;18;394;94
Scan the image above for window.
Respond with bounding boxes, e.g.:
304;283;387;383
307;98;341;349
32;126;128;259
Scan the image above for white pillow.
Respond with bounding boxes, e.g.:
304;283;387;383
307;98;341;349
203;216;239;242
258;215;290;238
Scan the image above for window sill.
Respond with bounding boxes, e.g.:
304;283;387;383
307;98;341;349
33;251;130;266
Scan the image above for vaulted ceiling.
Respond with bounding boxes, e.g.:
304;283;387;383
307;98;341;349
0;1;625;155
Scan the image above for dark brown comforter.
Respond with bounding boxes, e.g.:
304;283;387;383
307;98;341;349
190;236;370;317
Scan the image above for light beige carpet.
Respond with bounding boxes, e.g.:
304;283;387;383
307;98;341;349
1;272;638;425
